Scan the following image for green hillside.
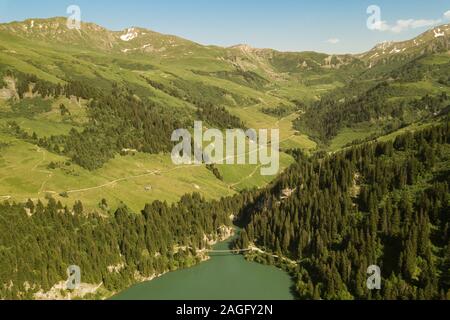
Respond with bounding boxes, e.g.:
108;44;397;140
236;123;450;300
1;18;449;211
0;18;324;211
0;17;449;300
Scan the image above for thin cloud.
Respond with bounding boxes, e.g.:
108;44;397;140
372;10;450;33
445;10;450;20
326;38;340;44
373;18;441;33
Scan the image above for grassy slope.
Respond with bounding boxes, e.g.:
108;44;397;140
1;25;320;212
10;18;441;211
328;72;450;151
0;132;234;212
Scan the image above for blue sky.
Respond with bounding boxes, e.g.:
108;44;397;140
0;0;449;53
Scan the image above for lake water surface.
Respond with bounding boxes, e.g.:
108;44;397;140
113;229;295;300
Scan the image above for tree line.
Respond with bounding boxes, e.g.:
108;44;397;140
235;123;450;300
0;193;243;299
2;122;449;300
3;71;247;170
296;81;449;143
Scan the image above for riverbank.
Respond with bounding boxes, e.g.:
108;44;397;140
246;244;298;267
31;225;236;300
242;244;301;300
107;225;236;300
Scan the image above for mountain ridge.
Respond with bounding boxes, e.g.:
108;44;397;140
1;17;449;59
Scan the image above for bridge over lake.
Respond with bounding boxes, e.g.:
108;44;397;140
205;248;252;254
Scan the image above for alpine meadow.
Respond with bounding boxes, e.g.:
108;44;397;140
0;3;449;302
